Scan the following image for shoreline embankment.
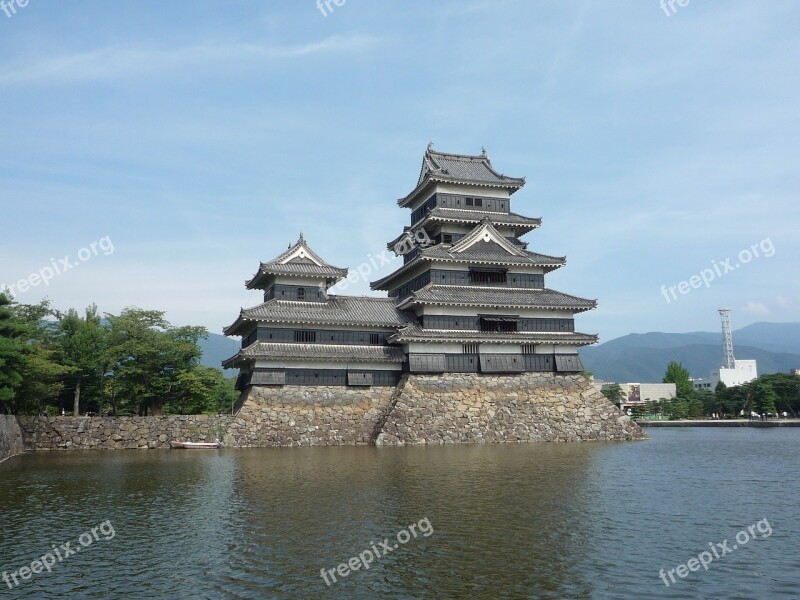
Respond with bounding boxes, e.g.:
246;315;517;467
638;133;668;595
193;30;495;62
637;419;800;428
0;415;25;463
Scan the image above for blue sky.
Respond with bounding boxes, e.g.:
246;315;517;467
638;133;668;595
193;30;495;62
1;0;798;341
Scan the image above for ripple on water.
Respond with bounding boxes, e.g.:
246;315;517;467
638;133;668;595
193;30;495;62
1;430;799;599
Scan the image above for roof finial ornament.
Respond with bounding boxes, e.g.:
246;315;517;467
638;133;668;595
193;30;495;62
299;231;304;243
481;146;487;157
427;141;434;152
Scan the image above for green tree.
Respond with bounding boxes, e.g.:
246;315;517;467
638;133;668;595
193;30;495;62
748;380;779;415
666;396;689;420
171;367;238;415
57;305;109;416
106;309;205;415
663;361;693;399
14;298;75;415
17;345;69;415
644;399;662;417
601;384;625;404
694;389;718;417
759;373;800;415
0;293;29;413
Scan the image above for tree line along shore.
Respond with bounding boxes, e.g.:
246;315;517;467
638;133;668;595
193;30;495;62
599;361;800;420
0;293;236;417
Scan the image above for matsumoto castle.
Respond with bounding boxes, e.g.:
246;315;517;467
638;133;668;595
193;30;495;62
223;146;598;389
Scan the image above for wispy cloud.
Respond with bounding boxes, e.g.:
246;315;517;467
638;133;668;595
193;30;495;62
743;301;770;317
0;34;378;85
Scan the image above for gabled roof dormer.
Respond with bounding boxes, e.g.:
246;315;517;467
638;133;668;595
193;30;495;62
449;218;528;257
245;234;349;290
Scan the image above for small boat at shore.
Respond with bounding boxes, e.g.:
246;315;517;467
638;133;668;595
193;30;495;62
170;441;221;449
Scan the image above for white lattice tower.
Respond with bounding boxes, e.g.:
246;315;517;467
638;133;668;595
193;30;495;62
719;308;735;368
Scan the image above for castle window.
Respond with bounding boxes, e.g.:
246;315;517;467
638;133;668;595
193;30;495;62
443;234;452;244
294;330;316;343
297;288;305;300
480;317;517;333
474;198;483;207
466;197;474;206
470;269;507;284
522;345;536;355
463;344;478;354
370;333;380;345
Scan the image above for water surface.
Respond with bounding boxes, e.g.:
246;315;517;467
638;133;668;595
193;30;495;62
1;429;798;599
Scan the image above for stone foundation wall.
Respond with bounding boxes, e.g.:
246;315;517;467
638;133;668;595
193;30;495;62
376;373;644;445
18;415;233;451
229;385;397;447
0;415;25;462
15;374;644;451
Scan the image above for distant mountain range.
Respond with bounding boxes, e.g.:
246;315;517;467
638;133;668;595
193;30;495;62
199;334;240;377
200;322;800;384
579;322;800;383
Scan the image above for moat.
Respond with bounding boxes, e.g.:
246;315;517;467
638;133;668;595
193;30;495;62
1;428;797;599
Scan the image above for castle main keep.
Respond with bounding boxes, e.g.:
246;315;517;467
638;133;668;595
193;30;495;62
222;147;643;445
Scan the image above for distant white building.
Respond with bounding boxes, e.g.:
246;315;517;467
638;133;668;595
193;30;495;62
693;309;758;390
594;381;676;409
716;359;758;387
693;359;758;390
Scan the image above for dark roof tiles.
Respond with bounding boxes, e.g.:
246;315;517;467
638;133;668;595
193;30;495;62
389;324;597;345
224;296;417;335
399;148;525;207
398;285;597;312
246;235;348;288
227;342;407;365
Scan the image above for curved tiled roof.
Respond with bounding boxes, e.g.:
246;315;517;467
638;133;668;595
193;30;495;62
246;235;348;289
397;284;597;312
373;220;565;290
420;208;541;230
389;324;597;346
399;148;526;207
371;245;565;290
223;296;417;335
422;243;563;265
250;263;348;279
223;342;407;367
